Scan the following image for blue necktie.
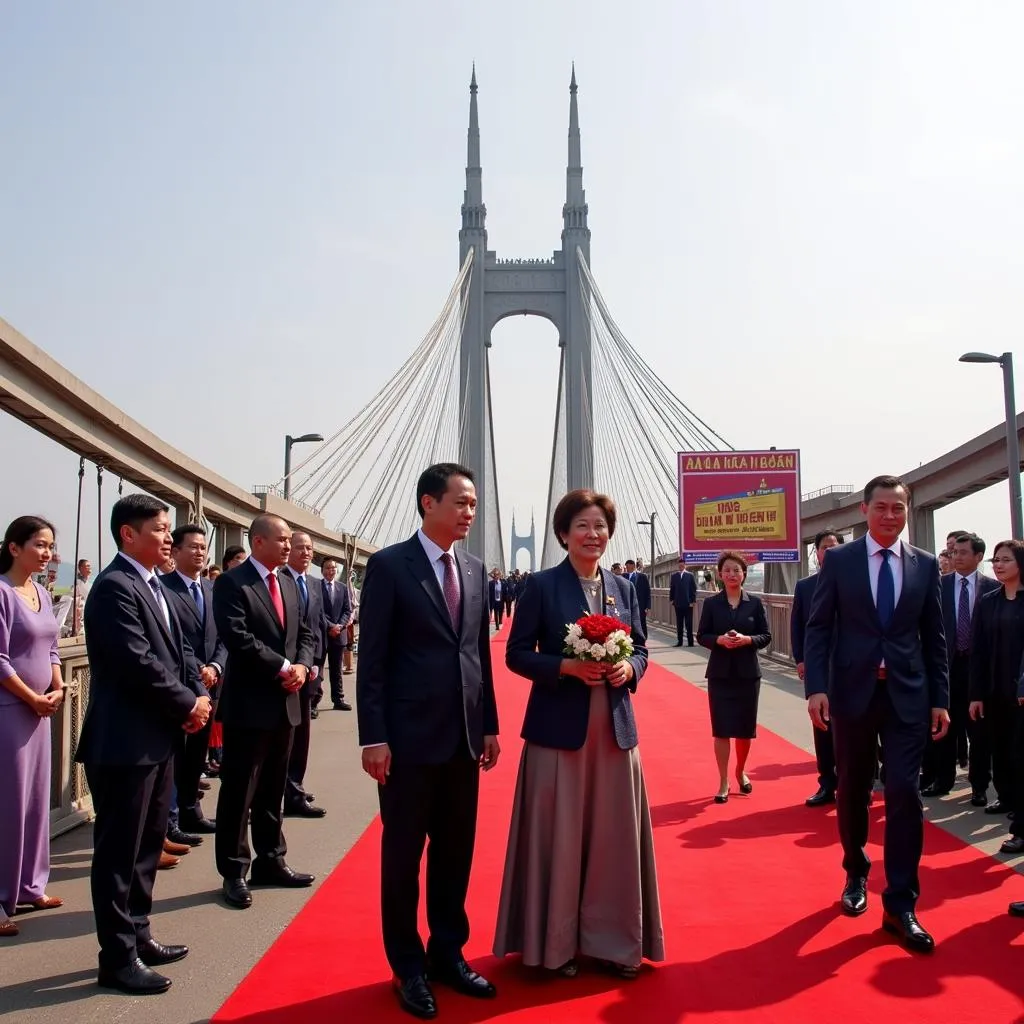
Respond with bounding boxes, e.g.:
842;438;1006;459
190;580;204;621
297;574;308;612
877;549;895;629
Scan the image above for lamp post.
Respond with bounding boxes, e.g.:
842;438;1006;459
283;433;324;501
637;511;656;585
959;352;1022;538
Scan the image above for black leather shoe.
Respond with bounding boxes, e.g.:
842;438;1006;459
178;815;216;834
97;958;172;995
1000;836;1024;854
394;975;437;1019
304;793;315;803
970;791;989;807
333;700;352;711
841;876;868;916
166;826;203;847
1009;901;1024;917
806;787;836;807
427;958;497;999
249;862;315;887
137;938;189;967
222;878;252;908
310;707;319;719
920;783;952;797
284;802;327;818
985;800;1009;815
882;910;935;953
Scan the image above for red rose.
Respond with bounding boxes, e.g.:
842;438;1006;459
576;614;625;644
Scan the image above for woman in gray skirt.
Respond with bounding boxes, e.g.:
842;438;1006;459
493;489;664;979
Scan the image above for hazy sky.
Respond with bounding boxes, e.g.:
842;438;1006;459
2;1;1022;572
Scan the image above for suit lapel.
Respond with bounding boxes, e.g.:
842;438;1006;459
406;537;456;635
456;553;474;641
118;556;176;648
165;572;203;629
247;561;284;634
558;558;591;624
896;542;918;617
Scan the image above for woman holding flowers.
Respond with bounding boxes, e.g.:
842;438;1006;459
493;489;664;979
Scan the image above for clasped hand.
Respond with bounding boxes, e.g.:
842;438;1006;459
565;658;633;688
33;690;64;718
281;664;308;692
717;630;751;650
184;695;212;733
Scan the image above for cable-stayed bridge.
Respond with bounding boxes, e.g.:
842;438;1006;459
276;68;730;570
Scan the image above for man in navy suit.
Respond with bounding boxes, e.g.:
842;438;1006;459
625;559;652;638
358;463;500;1020
792;530;843;806
79;495;211;995
922;531;999;800
805;475;949;953
668;559;698;646
161;524;227;836
320;556;353;711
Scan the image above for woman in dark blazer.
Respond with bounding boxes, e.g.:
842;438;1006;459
698;550;771;803
493;489;664;980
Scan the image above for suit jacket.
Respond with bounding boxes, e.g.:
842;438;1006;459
356;535;498;763
77;554;205;766
159;572;228;678
804;537;948;722
969;586;1024;702
284;568;326;666
629;571;652;610
790;573;819;666
669;569;697;608
321;577;352;636
505;559;648;751
697;590;771;679
213;559;316;731
488;578;504;609
941;571;1000;662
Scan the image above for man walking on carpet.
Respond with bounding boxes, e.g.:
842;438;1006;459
357;462;500;1020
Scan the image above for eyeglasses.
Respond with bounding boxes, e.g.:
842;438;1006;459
990;557;1017;565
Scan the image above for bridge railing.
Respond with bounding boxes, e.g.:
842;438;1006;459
801;484;854;501
650;588;795;663
50;639;93;838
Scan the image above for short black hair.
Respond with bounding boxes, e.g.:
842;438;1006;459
415;463;475;519
625;558;636;566
954;532;986;556
322;556;337;568
222;545;246;570
946;530;965;541
863;475;909;504
171;524;206;548
814;530;844;550
110;494;168;550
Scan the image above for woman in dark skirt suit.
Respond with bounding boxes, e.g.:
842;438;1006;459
697;550;771;803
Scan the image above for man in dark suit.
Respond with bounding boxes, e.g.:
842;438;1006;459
922;531;999;799
212;514;316;910
162;524;226;838
282;530;328;817
488;568;505;628
792;530;843;807
502;572;517;619
78;495;211;995
358;462;500;1020
320;556;353;711
625;559;652;637
805;475;949;953
668;559;698;647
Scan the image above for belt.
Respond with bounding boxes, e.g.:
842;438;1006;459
876;667;887;681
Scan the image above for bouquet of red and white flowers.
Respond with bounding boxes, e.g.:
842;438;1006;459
563;614;634;664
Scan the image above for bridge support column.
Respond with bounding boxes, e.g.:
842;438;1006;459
174;502;195;526
909;506;935;552
215;524;245;561
764;562;799;596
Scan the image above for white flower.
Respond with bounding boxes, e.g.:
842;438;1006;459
566;623;582;639
589;644;607;660
573;638;591;656
604;640;618;656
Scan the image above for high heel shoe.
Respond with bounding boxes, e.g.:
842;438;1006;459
556;959;578;977
714;792;729;804
737;775;753;795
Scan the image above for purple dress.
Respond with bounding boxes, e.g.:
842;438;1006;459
0;579;61;915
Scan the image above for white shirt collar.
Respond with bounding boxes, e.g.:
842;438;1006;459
249;557;278;582
955;570;976;585
175;569;201;587
119;552;160;584
865;534;902;559
284;565;305;582
418;528;456;565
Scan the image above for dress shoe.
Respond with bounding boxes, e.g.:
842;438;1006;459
427;958;496;999
178;815;216;834
166;826;203;847
1000;836;1024;854
970;791;989;807
305;792;315;803
310;707;319;719
806;787;836;807
674;641;683;647
97;958;172;995
137;938;189;967
158;852;180;870
222;878;252;908
985;800;1009;815
199;779;211;791
881;910;935;953
284;802;327;818
1009;901;1024;917
920;783;952;797
163;838;191;856
333;700;352;711
249;861;314;887
393;975;436;1019
841;876;868;916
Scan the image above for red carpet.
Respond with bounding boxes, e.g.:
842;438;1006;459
214;633;1024;1023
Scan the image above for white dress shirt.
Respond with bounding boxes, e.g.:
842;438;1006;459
953;571;978;615
865;534;904;607
174;569;222;676
418;529;461;597
248;557;291;677
120;552;171;629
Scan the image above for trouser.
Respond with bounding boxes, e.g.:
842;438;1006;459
925;652;970;791
674;604;694;645
326;636;347;704
285;689;313;807
503;597;514;617
174;716;213;823
491;603;503;626
813;721;837;792
1008;704;1024;838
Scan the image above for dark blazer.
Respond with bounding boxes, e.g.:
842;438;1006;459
160;571;228;675
356;535;498;763
697;590;771;679
629;571;652;610
285;568;326;667
790;574;819;666
941;571;1000;662
78;554;205;766
969;586;1024;702
669;569;697;608
804;537;948;722
213;559;316;731
505;559;648;751
321;576;352;632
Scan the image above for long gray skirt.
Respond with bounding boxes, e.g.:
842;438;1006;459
493;685;665;969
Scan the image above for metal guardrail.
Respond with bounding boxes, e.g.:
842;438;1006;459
801;484;854;502
50;639;92;838
251;484;319;516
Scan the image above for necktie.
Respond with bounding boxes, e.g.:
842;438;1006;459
956;576;971;652
266;571;285;628
190;580;204;621
297;573;309;612
148;576;171;629
877;549;895;629
440;553;460;628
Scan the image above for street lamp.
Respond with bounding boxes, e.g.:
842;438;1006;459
283;433;324;501
959;352;1022;538
637;511;656;584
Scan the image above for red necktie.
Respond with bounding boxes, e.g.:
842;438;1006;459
266;570;285;627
